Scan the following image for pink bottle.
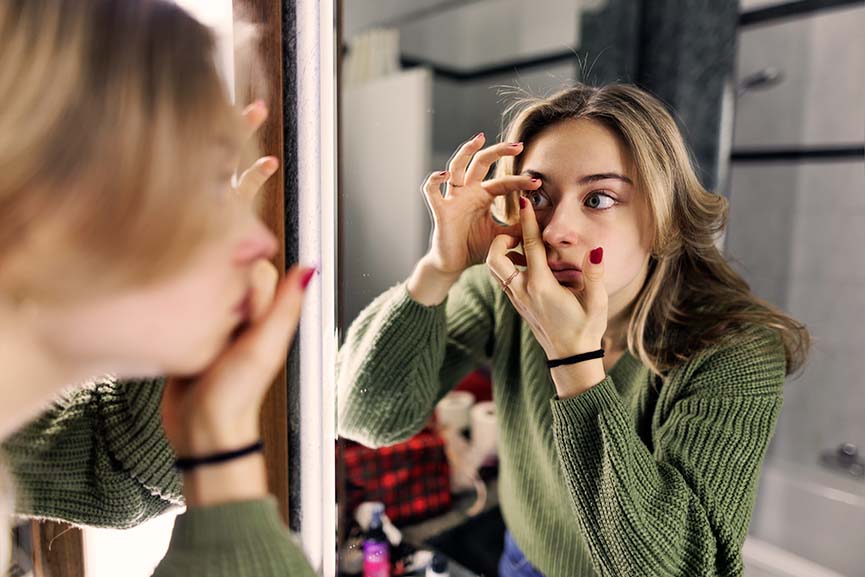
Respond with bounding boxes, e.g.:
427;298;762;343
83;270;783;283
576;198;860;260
362;506;390;577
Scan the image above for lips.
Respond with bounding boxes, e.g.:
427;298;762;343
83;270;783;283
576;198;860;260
548;261;582;284
548;261;581;272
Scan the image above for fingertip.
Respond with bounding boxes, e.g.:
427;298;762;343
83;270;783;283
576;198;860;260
519;195;535;219
243;99;267;118
262;156;279;174
300;266;317;290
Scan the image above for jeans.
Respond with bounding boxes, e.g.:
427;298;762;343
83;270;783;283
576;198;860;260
498;532;546;577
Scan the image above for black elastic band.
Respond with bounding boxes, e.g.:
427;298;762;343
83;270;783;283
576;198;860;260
546;349;605;369
175;440;264;472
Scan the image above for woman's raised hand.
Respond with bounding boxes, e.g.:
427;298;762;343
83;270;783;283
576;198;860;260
409;133;541;306
420;132;542;276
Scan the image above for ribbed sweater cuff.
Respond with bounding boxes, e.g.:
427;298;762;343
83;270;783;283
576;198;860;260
400;282;449;311
549;375;622;426
98;378;182;503
170;498;288;547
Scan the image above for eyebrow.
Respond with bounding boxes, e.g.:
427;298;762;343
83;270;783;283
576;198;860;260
523;169;633;186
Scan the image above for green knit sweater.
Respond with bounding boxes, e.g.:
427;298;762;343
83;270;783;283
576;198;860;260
337;265;786;577
2;378;315;577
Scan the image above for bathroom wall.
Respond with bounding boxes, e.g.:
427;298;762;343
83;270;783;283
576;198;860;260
344;0;584;166
725;1;865;472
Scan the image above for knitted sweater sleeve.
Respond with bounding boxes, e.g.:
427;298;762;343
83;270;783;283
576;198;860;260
549;326;786;577
2;377;181;527
337;265;496;447
150;499;317;577
3;380;319;577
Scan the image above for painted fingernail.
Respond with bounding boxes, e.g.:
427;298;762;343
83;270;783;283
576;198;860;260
590;247;603;265
473;131;484;140
509;142;523;147
530;178;540;183
438;170;448;176
519;196;527;209
300;267;317;290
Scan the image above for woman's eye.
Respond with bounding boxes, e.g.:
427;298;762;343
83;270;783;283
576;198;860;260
585;192;616;210
525;190;550;209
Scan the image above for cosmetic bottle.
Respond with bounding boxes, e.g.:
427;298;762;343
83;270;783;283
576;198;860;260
362;504;390;577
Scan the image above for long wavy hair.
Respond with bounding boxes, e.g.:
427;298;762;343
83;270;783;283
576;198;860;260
493;83;809;377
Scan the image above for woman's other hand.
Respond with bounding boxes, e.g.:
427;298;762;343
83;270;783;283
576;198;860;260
161;264;315;506
486;196;608;395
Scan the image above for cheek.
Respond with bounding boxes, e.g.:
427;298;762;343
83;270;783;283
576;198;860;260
601;231;648;291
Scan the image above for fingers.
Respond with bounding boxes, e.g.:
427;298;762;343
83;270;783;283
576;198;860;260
236;156;279;202
241;100;268;142
486;234;523;289
421;170;449;209
518;196;553;281
481;174;541;197
446;132;485;186
237;266;316;374
580;246;608;313
464;141;524;184
249;259;280;321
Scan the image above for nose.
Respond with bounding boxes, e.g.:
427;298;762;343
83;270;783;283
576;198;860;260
233;217;278;266
541;204;581;248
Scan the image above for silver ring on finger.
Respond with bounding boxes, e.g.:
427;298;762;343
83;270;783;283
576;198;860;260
501;269;520;291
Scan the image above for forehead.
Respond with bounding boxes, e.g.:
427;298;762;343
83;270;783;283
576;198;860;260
521;118;634;180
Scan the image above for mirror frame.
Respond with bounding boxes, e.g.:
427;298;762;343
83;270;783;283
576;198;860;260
288;0;338;575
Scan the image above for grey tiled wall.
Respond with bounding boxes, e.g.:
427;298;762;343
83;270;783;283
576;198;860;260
727;161;865;468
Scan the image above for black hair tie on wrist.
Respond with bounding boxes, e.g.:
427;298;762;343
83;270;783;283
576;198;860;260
546;348;605;369
175;440;264;472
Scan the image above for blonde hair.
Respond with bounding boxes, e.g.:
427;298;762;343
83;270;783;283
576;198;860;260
0;0;246;303
0;0;262;564
494;83;809;377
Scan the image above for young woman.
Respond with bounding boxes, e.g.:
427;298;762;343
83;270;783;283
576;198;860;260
338;84;809;577
0;1;316;576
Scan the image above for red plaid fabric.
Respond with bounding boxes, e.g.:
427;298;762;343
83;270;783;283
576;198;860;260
340;428;452;525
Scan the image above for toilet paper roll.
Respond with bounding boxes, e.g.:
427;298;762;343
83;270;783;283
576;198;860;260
470;401;498;464
435;391;475;432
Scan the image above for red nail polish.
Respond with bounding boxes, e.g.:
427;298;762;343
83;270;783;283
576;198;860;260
530;178;540;183
438;171;448;176
509;142;523;147
519;196;527;209
590;247;603;265
300;267;317;290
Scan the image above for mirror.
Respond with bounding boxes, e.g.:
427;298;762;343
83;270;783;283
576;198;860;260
335;1;865;577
